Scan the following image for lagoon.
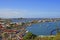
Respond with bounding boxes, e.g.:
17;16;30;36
26;21;60;35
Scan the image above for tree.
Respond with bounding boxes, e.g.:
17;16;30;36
23;32;37;40
4;33;9;38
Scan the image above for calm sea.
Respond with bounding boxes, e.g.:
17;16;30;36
11;19;60;35
26;21;60;35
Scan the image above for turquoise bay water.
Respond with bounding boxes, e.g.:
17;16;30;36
26;21;60;35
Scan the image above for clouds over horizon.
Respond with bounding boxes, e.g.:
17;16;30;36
0;9;28;18
0;8;60;18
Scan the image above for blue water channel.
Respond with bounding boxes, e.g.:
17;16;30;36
26;21;60;35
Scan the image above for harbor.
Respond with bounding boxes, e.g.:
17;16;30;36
0;18;60;40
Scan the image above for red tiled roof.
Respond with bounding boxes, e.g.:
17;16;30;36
3;29;17;32
0;25;4;29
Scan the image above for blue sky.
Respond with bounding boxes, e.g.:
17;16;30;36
0;0;60;18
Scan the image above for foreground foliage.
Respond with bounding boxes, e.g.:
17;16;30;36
23;32;37;40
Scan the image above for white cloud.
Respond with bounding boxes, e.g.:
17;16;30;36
0;8;28;18
0;8;60;18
